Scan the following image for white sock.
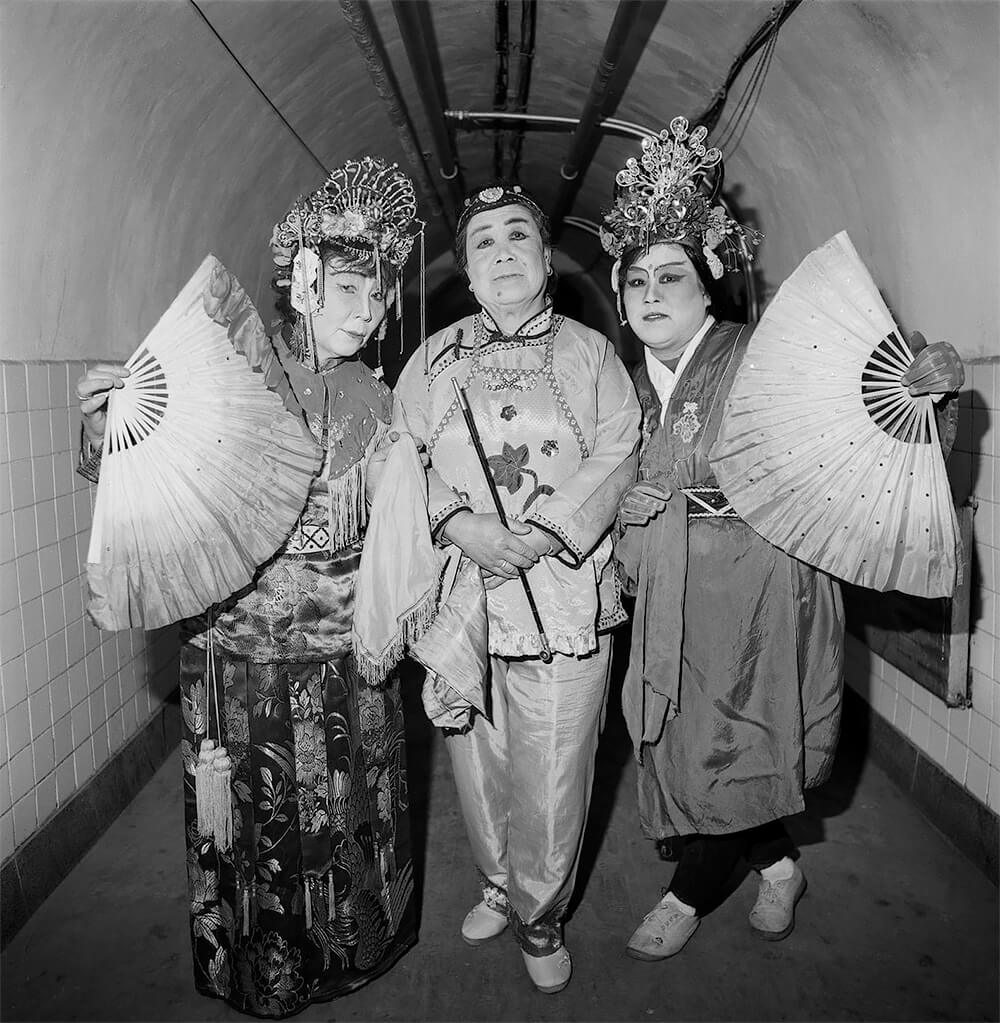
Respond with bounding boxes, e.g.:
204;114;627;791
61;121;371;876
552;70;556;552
760;856;795;882
662;891;697;916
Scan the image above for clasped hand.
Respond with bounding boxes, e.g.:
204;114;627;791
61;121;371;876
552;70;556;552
442;511;554;589
619;480;672;527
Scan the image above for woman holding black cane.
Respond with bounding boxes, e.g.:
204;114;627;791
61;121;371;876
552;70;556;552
395;183;640;994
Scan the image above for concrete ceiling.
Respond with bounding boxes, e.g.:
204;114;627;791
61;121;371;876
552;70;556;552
2;0;997;363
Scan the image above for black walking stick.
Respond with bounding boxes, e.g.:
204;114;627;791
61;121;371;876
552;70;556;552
451;379;553;663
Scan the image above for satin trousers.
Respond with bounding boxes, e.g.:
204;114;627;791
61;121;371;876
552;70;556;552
445;642;612;952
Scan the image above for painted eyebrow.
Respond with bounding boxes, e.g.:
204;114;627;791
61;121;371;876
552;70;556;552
469;215;532;237
628;261;689;274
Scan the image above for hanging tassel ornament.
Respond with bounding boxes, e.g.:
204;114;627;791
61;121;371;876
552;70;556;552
375;317;388;380
194;627;234;851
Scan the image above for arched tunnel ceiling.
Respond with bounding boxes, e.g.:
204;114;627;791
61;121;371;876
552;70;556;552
2;0;997;362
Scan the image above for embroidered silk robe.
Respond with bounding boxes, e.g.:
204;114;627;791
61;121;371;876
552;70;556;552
395;312;641;657
616;318;846;839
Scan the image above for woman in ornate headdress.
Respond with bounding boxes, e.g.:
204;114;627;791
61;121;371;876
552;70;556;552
394;183;640;994
601;119;964;962
76;157;422;1017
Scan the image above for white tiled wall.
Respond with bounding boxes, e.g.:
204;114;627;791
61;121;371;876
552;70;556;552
846;358;1000;814
0;361;178;862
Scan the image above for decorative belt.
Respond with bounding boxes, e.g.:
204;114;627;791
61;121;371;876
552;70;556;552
681;486;738;519
284;521;332;555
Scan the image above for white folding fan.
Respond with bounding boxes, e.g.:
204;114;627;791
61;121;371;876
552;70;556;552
87;255;323;630
709;231;959;598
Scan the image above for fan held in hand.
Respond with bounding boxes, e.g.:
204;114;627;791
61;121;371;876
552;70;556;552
709;231;959;598
86;254;322;630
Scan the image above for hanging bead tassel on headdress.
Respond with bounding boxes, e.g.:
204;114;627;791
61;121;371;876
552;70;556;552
419;225;429;377
195;623;233;852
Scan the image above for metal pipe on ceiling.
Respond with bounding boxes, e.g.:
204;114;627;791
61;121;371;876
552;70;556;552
549;0;667;237
492;0;511;179
509;0;538;182
446;109;658;141
391;0;466;210
339;0;445;220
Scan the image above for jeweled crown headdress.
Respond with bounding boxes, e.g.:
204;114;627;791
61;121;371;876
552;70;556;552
271;156;419;286
270;157;423;371
600;117;760;282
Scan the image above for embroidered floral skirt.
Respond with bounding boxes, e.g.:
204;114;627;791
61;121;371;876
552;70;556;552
180;645;416;1019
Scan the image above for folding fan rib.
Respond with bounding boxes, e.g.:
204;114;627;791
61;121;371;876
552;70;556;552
710;230;958;598
87;254;322;630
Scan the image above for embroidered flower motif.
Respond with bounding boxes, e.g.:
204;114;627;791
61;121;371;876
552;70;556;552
541;439;558;456
487;443;555;513
238;930;306;1017
672;401;702;443
500;405;517;421
488;442;530;492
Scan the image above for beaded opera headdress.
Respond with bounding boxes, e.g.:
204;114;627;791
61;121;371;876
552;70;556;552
600;117;760;284
271;156;419;283
269;157;422;369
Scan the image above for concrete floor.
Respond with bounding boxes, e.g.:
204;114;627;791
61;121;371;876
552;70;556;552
2;673;998;1023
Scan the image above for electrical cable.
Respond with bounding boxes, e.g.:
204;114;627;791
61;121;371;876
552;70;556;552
188;0;329;175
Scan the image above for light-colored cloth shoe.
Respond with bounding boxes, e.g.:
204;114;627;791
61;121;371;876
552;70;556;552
626;893;700;960
461;901;508;946
522;946;572;993
749;862;807;940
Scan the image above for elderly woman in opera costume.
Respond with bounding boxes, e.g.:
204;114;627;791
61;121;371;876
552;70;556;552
395;182;640;994
602;119;965;963
75;157;424;1018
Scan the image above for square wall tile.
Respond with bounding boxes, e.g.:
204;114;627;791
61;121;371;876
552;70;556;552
910;707;930;751
966;753;990;802
9;745;34;804
25;365;50;411
35;772;56;827
1;654;28;711
52;711;72;762
34;731;54;778
0;811;14;860
4;365;28;413
6;412;30;462
21;597;44;652
969;710;992;762
70;700;91;746
28;410;53;459
48;364;68;409
945;735;969;784
8;460;34;511
5;699;30;756
12;794;36;845
989;769;1000;814
55;755;76;805
50;672;70;723
0;513;13;565
28;690;51;740
74;744;95;787
24;642;48;696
